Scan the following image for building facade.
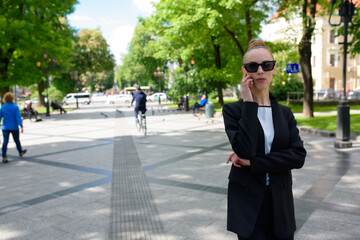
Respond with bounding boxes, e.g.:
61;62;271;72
261;13;360;92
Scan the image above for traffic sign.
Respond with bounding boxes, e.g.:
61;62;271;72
286;63;300;74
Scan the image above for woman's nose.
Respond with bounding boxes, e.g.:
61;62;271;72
257;65;264;73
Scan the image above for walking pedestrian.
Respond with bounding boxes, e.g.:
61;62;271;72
0;92;27;163
222;39;307;240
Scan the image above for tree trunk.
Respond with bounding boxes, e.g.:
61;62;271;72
38;80;46;107
299;0;317;118
299;39;314;118
0;49;12;103
217;81;224;106
212;37;224;106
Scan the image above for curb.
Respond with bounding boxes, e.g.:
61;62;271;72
298;126;335;138
299;126;360;143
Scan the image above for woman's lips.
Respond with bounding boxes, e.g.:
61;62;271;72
256;78;266;82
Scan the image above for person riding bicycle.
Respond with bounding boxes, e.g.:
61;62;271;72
131;86;147;122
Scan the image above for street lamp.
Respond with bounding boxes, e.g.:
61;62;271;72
154;67;164;105
36;50;56;117
329;0;359;148
178;57;195;111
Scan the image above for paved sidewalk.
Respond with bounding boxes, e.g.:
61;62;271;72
0;103;359;239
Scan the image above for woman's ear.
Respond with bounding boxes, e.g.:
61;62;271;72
242;66;246;74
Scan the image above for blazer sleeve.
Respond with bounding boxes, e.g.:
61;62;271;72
223;101;259;159
251;108;306;173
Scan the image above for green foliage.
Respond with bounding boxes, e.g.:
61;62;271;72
52;73;76;94
345;7;360;57
82;71;114;92
116;18;167;89
73;28;115;74
270;78;304;100
143;0;279;104
296;114;360;133
48;86;66;102
0;0;77;93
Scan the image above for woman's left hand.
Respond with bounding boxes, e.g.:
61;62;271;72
226;152;250;168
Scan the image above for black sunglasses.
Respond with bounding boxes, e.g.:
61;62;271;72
243;61;276;73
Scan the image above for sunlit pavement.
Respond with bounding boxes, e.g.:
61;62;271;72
0;102;359;239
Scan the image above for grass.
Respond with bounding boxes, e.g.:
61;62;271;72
295;114;360;133
164;98;360;133
277;101;360;113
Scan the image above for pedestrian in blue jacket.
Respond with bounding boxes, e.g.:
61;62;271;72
0;92;27;163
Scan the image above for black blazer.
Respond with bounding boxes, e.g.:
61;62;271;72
222;94;306;238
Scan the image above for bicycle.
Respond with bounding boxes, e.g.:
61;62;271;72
135;111;147;136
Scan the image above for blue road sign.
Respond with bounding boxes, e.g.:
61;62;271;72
286;63;300;74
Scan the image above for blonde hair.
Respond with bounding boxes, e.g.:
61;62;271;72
2;92;14;103
243;39;274;63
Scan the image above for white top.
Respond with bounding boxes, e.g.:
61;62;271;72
257;106;274;185
257;106;274;154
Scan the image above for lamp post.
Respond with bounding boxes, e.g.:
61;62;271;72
178;57;195;111
73;71;81;108
329;0;359;148
36;50;55;117
154;67;164;105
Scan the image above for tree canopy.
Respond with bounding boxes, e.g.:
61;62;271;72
0;0;77;100
118;0;280;105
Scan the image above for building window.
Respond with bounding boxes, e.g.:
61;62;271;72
312;56;316;67
330;54;336;66
330;31;335;43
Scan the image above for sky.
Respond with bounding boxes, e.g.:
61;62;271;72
68;0;159;65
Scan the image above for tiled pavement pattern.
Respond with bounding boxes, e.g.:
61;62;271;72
0;102;359;240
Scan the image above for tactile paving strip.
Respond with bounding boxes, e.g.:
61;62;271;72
109;110;166;240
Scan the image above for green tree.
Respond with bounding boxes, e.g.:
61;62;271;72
82;71;114;92
343;3;360;57
73;28;115;74
149;0;279;106
116;18;167;90
72;28;115;91
0;0;77;103
277;0;330;118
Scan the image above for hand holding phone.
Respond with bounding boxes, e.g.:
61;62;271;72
241;73;253;102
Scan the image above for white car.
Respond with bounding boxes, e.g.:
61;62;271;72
62;93;91;105
105;94;132;104
348;88;360;100
147;93;167;102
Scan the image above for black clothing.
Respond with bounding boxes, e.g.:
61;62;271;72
51;102;66;114
132;90;147;118
131;91;147;109
222;93;306;239
23;107;39;120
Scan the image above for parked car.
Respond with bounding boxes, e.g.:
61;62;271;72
313;89;336;99
105;94;132;104
348;88;360;100
147;93;167;102
62;93;91;105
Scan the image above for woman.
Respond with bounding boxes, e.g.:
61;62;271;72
222;40;306;240
0;92;27;163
